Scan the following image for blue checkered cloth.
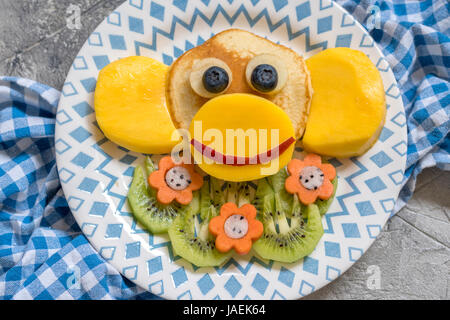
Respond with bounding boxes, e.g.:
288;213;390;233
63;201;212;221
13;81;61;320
338;0;450;212
0;0;449;300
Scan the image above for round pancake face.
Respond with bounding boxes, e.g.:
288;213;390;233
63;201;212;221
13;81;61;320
167;29;311;181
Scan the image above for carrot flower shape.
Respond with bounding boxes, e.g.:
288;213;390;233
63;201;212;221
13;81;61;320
285;153;336;205
149;156;203;205
209;203;263;255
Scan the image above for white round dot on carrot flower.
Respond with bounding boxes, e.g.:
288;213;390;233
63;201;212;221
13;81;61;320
224;214;248;239
165;166;191;191
299;166;324;190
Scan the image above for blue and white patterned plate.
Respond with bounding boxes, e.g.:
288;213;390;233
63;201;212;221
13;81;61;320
55;0;407;300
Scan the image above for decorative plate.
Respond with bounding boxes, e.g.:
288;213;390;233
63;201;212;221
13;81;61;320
55;0;407;300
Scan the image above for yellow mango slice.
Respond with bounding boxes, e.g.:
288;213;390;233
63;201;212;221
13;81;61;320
95;56;179;154
189;93;295;182
303;48;386;157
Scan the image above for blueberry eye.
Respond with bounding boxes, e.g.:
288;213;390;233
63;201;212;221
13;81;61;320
202;66;229;94
245;54;287;94
190;58;232;98
251;64;278;92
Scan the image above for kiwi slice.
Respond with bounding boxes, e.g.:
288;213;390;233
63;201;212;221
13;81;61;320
252;169;324;263
237;181;256;206
168;180;231;267
267;166;288;192
144;156;156;176
127;158;185;234
254;177;272;208
225;181;238;203
206;178;256;208
268;168;296;218
199;176;212;220
210;177;227;207
317;177;338;215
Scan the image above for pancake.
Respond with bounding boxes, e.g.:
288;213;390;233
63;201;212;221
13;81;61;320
166;29;312;139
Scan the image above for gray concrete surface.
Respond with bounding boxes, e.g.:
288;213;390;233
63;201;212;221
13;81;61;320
0;0;448;300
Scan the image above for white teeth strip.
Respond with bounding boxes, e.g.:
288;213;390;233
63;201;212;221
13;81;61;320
224;214;248;239
165;166;191;191
299;166;324;190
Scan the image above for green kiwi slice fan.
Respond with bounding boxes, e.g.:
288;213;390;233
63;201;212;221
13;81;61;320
127;157;336;266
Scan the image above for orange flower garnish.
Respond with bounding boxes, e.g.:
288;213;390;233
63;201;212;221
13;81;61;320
209;203;263;255
149;156;203;205
285;154;336;205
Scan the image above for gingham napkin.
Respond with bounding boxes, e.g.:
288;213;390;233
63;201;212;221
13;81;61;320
0;0;449;300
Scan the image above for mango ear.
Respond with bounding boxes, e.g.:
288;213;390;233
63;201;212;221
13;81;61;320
95;55;180;154
303;47;386;158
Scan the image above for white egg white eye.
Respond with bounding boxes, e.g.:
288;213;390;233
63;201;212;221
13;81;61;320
165;166;192;190
189;58;232;98
245;53;288;94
